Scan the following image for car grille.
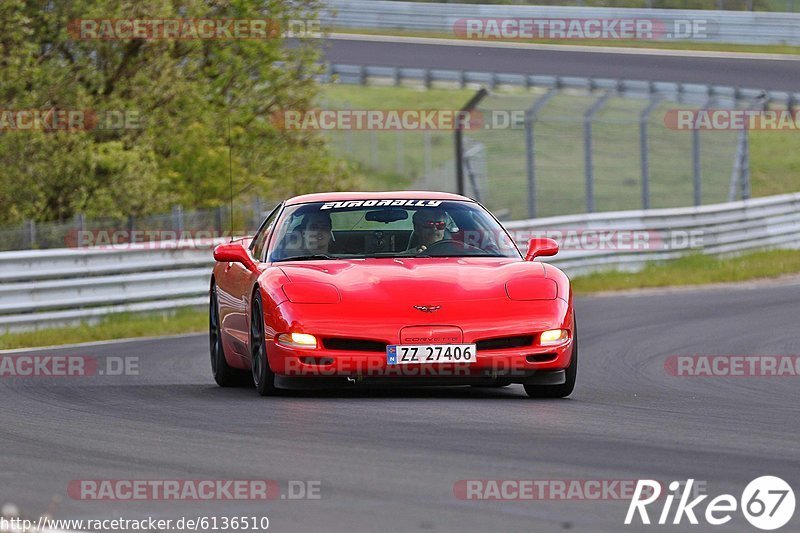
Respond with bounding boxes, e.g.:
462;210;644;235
322;338;387;352
476;335;534;351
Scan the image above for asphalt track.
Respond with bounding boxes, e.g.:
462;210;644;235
2;281;799;532
323;35;800;92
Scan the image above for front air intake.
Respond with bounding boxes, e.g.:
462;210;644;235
476;335;535;350
323;338;387;352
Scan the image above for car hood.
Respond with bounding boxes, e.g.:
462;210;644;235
277;257;545;303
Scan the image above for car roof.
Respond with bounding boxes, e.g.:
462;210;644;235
284;191;473;206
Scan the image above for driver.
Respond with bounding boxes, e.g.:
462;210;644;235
410;208;448;253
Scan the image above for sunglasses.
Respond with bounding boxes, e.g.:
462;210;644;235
420;221;446;230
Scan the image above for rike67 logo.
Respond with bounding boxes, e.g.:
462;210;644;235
626;477;795;530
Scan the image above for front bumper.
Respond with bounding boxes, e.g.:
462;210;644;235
264;296;574;387
266;338;573;384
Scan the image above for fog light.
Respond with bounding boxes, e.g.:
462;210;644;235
539;329;569;346
277;332;318;349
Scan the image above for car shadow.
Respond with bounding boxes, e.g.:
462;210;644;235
191;382;574;401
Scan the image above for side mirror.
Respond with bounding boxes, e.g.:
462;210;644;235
525;237;559;261
213;242;258;272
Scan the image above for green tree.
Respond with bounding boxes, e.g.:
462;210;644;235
0;0;353;225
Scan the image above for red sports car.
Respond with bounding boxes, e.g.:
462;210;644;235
210;191;576;398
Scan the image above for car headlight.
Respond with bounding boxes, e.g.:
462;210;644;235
539;329;569;346
277;332;318;349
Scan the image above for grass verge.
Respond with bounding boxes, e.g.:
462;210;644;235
571;249;800;294
331;28;800;56
0;308;207;351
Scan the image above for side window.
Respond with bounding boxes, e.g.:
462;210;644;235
250;204;281;261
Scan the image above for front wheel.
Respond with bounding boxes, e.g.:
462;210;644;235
524;321;577;399
250;292;279;396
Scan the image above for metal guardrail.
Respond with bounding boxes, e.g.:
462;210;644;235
508;191;800;272
1;193;799;332
363;0;800;12
321;0;800;44
322;63;800;107
0;244;213;332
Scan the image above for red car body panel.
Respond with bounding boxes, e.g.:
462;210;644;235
211;192;574;385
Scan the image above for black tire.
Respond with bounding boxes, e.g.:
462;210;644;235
250;292;279;396
524;320;578;399
210;283;247;387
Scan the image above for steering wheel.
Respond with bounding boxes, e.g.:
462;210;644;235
417;239;484;256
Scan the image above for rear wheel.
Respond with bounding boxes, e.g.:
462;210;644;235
250;292;279;396
210;284;246;387
524;321;578;399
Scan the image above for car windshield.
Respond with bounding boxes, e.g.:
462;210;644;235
268;199;520;261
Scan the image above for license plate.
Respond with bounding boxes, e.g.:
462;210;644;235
387;344;477;365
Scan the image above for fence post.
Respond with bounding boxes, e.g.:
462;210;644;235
423;130;432;178
584;91;611;213
370;130;378;169
454;88;488;196
252;197;263;231
693;95;712;207
396;131;404;175
345;102;353;155
639;94;662;210
215;206;224;235
729;129;747;202
24;220;36;249
692;126;702;207
741;128;751;200
172;205;184;233
524;88;557;219
74;213;85;239
737;98;764;200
